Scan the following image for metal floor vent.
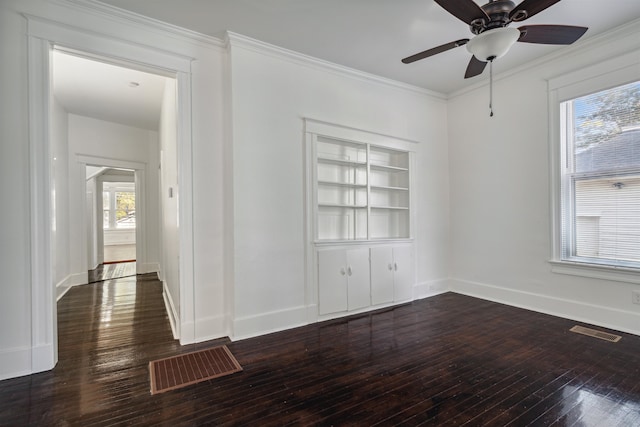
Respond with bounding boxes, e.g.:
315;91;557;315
570;325;621;343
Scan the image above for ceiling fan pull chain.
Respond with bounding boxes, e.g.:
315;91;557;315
489;59;494;117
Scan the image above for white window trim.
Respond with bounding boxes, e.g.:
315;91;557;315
103;182;136;230
548;50;640;284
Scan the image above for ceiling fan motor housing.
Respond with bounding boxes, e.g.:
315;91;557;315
471;0;516;34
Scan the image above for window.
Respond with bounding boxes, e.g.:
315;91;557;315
559;80;640;269
103;182;136;229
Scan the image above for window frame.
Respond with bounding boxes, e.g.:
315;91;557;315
548;51;640;284
102;182;136;230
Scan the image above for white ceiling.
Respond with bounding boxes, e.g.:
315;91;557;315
53;50;168;130
53;1;640;130
97;0;640;94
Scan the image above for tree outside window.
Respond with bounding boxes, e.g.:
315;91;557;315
103;182;136;229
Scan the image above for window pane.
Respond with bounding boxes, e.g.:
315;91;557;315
115;191;135;229
574;176;640;263
562;80;640;268
573;81;640;174
103;191;111;229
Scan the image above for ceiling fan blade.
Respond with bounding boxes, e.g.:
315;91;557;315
518;25;588;44
509;0;562;21
434;0;488;25
402;39;469;64
464;56;487;79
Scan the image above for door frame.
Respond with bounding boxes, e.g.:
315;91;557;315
80;157;145;273
26;15;197;373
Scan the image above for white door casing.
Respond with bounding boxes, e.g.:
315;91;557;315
26;15;196;374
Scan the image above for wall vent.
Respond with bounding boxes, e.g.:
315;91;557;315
570;325;621;343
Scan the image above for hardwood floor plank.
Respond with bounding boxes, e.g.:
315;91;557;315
2;279;640;426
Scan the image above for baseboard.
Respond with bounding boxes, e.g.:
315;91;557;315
56;272;89;301
138;262;160;275
56;274;73;301
31;343;56;373
450;278;640;336
179;320;195;345
162;280;179;340
413;278;450;300
194;315;227;343
0;346;32;381
232;305;308;341
70;271;88;286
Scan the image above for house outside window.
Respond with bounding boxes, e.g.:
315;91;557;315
559;80;640;269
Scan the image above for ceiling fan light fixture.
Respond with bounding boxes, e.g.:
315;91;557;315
466;27;520;61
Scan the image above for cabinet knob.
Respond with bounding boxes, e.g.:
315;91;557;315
388;263;393;271
394;262;398;271
347;266;353;276
340;267;346;276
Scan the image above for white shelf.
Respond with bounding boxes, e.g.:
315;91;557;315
318;157;367;167
370;185;408;191
319;203;367;209
319;180;367;188
312;134;411;241
370;206;409;210
370;163;409;172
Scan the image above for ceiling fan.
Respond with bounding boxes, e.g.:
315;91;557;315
402;0;588;79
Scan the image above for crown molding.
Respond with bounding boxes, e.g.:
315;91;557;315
52;0;225;51
449;17;640;99
225;31;448;101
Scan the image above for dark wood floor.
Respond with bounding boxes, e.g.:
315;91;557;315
88;261;136;283
1;274;640;426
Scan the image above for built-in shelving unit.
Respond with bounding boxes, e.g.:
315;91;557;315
313;135;411;242
305;120;417;321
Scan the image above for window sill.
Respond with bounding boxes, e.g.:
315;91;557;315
549;260;640;284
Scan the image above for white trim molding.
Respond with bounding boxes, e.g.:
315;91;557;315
413;279;450;300
0;347;32;381
225;32;447;101
25;10;198;377
450;278;640;337
28;34;57;375
163;280;180;340
56;275;74;301
232;306;309;341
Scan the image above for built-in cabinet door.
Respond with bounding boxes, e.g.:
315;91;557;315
318;248;370;315
318;250;348;315
346;248;370;310
392;245;414;302
370;246;394;305
370;245;414;305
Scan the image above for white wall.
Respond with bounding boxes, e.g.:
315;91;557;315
0;0;227;380
67;114;160;280
159;78;181;336
448;22;640;335
51;97;71;294
226;36;450;338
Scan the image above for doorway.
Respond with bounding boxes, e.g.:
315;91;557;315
27;17;196;374
51;49;181;339
87;166;137;283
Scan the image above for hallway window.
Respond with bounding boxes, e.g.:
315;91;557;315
103;182;136;229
